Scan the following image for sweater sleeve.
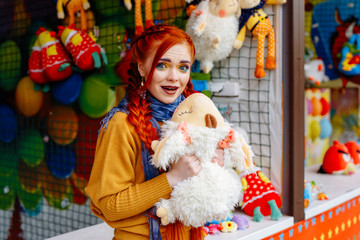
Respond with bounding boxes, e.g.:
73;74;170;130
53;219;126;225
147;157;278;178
84;112;172;223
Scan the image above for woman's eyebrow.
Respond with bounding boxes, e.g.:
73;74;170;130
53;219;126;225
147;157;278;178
159;58;191;64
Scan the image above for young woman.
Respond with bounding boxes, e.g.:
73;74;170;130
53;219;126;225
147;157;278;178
85;24;222;240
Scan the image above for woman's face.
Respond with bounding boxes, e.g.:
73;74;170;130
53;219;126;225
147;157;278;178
138;43;192;104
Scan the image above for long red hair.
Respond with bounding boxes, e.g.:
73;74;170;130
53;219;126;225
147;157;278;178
124;24;196;151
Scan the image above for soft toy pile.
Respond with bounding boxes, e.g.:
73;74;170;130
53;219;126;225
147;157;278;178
151;93;254;227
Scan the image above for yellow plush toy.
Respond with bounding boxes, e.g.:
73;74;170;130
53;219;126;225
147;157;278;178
151;93;254;229
234;0;286;78
57;0;91;32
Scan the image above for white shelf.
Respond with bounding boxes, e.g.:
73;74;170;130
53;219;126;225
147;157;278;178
206;214;293;240
304;164;360;219
45;222;113;240
46;213;293;240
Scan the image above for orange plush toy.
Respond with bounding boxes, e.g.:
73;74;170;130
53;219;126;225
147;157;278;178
57;0;91;32
58;24;108;71
234;0;286;78
124;0;154;35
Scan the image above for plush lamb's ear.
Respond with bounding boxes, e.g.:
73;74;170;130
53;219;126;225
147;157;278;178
151;140;159;152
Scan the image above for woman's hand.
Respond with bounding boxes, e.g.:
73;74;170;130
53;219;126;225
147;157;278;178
211;147;225;167
166;154;201;188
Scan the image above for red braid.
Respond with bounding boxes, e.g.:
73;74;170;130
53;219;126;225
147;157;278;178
123;24;196;151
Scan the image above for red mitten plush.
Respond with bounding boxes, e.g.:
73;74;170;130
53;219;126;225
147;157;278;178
29;38;46;84
58;24;107;71
239;166;282;222
36;27;73;82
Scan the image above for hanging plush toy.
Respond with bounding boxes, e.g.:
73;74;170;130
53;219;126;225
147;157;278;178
124;0;154;35
238;165;282;222
185;0;241;74
29;27;73;84
235;0;286;79
151;93;254;228
318;140;356;175
29;38;46;84
58;24;108;71
57;0;90;32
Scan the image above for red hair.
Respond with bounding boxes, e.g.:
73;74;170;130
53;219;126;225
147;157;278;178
124;25;196;151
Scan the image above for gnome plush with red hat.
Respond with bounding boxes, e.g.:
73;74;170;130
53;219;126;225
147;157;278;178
318;140;356;175
238;166;282;222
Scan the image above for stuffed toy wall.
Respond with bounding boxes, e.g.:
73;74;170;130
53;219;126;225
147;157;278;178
0;0;284;239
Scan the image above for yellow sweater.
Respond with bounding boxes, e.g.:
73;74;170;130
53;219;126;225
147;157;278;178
85;112;191;239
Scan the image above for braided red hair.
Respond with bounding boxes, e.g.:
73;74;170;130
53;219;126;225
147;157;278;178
124;25;196;151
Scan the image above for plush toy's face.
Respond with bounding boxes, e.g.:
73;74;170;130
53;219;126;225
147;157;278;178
171;93;225;128
345;141;360;166
208;0;239;18
323;140;356;175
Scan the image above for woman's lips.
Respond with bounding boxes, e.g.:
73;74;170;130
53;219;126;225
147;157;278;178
161;86;179;94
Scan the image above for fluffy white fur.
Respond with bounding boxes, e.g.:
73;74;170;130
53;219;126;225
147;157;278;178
152;121;252;227
185;0;239;73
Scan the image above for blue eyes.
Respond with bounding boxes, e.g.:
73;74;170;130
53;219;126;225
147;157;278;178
155;62;190;73
156;63;167;70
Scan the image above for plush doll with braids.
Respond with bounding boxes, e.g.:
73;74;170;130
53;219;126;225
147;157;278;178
85;25;210;240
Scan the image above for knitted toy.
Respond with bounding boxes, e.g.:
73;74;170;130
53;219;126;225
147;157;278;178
318;141;356;175
58;24;108;71
234;0;286;78
238;165;282;222
185;0;241;74
151;93;254;227
56;0;90;32
29;27;72;84
124;0;154;36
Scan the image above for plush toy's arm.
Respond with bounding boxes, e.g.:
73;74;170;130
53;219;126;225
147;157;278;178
189;1;209;36
258;171;270;183
56;0;65;19
233;26;246;49
266;0;286;4
82;0;91;10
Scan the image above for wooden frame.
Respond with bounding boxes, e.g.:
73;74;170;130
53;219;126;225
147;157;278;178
281;0;305;222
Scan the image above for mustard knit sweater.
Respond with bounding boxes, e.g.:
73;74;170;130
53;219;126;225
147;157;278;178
84;112;190;239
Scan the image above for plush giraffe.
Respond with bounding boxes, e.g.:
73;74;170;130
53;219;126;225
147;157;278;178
57;0;91;32
124;0;154;36
234;0;286;79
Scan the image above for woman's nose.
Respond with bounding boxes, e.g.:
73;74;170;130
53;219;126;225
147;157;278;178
167;68;179;81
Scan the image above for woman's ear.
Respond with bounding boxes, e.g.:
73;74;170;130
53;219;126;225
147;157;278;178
138;63;145;77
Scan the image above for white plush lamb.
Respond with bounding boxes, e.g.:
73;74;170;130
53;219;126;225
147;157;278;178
185;0;241;74
151;93;254;227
